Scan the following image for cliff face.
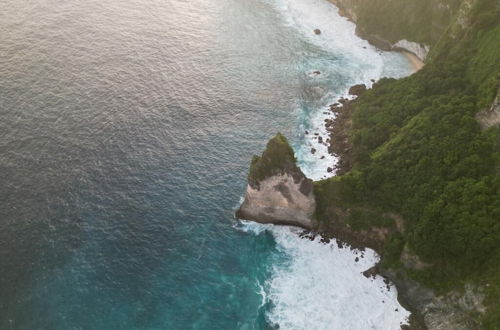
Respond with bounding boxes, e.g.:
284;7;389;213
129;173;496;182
317;0;499;328
236;134;315;229
236;173;315;229
238;1;499;328
328;0;463;60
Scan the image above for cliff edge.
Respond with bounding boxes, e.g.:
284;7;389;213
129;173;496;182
235;133;315;229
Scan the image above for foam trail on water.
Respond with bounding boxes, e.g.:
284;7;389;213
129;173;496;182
272;0;383;81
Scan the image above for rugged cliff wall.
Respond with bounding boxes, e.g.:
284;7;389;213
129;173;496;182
236;134;316;229
316;0;499;328
238;0;499;328
329;0;463;60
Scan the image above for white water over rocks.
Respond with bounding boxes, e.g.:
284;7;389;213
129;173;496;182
271;0;412;180
237;0;414;328
239;222;410;329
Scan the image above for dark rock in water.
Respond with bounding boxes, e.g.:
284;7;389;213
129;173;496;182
355;257;359;262
362;265;379;278
305;130;309;135
299;230;309;238
363;46;367;49
314;132;319;136
299;231;316;240
320;237;331;244
318;136;323;143
313;70;321;75
320;156;325;159
314;29;321;35
327;167;333;173
348;84;367;96
371;79;375;82
311;148;316;154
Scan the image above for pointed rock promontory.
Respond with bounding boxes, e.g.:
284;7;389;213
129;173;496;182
235;133;315;229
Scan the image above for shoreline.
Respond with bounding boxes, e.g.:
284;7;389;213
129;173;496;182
328;0;426;72
402;50;424;73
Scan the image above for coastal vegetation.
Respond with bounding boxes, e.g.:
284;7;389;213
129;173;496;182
241;0;499;327
247;133;300;186
331;0;462;46
314;0;499;326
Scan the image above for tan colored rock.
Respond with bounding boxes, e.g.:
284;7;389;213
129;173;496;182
236;173;315;229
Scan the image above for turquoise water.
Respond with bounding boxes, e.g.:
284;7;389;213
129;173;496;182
0;0;412;328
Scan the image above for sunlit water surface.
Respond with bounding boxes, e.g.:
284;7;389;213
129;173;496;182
0;0;412;328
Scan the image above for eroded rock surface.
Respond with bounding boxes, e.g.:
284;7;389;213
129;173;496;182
236;173;315;229
236;133;315;229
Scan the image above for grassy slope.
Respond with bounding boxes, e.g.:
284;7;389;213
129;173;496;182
314;0;500;326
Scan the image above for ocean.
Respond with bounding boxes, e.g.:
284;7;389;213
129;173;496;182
0;0;413;328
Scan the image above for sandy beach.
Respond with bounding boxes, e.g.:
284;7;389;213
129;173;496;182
402;50;425;72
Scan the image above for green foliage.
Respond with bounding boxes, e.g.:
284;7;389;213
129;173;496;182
347;208;394;231
351;0;462;45
313;0;500;323
314;170;367;220
248;133;298;183
382;232;405;268
411;176;500;267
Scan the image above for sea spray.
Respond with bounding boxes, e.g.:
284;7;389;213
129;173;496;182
235;0;414;328
237;222;410;329
270;0;412;180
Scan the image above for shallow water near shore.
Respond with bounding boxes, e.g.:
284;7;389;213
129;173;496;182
0;0;411;328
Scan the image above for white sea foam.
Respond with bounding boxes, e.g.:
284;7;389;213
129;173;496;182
238;223;410;329
270;0;412;180
266;226;410;329
235;0;414;328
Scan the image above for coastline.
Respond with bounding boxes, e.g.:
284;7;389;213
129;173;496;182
328;0;427;70
402;51;424;73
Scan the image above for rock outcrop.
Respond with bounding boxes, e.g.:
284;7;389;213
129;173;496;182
236;134;315;229
393;40;430;61
382;269;485;330
476;90;500;129
327;0;462;63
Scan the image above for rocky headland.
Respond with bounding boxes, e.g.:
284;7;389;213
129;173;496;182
236;134;316;229
237;0;499;328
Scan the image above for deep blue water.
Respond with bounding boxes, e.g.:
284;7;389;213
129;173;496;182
0;0;412;328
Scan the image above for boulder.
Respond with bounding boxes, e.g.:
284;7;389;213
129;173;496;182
348;84;367;96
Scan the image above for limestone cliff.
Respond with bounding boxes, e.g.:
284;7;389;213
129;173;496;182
328;0;463;61
236;134;315;229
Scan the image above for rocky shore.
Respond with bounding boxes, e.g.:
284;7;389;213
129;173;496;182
237;100;487;329
327;0;431;63
236;134;316;229
325;84;366;175
236;0;494;326
320;83;486;329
